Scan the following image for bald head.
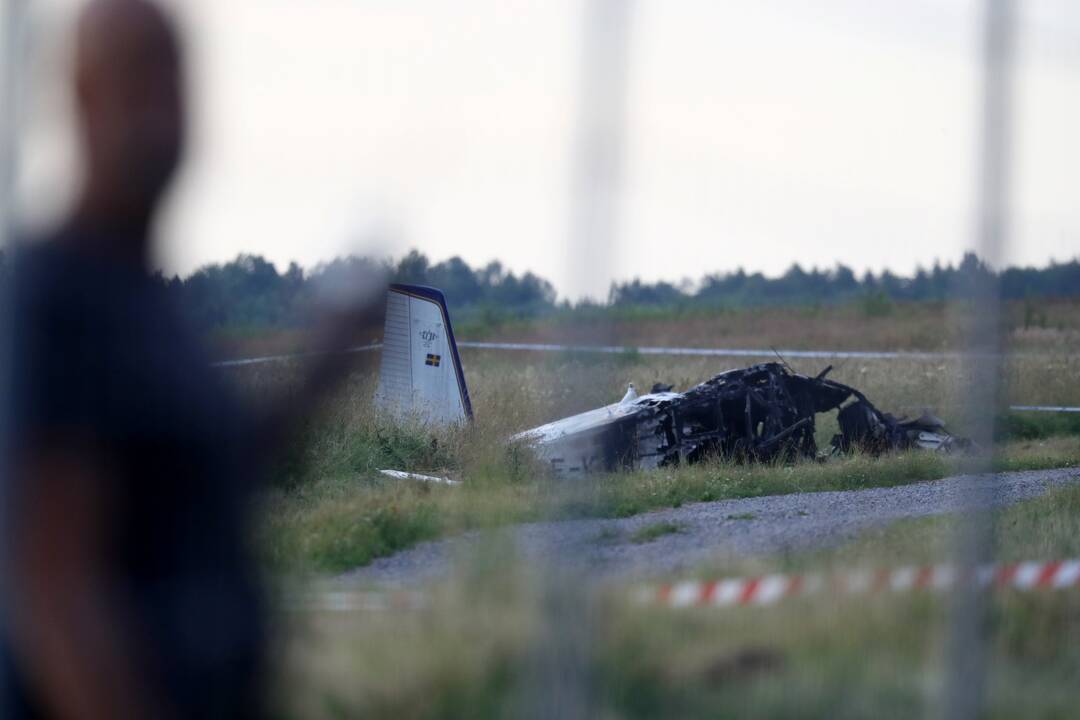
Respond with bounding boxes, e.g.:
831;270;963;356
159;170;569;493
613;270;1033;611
73;0;185;248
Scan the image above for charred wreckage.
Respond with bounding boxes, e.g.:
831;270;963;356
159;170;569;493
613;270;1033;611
512;362;968;478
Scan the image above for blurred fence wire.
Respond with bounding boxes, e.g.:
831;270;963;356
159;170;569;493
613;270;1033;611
945;1;1016;718
567;0;634;305
518;1;636;718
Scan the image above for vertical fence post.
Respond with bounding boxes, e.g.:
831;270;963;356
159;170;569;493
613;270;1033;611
520;2;636;717
944;1;1015;718
566;0;634;305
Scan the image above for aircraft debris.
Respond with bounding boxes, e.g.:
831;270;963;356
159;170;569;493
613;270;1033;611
373;285;968;479
514;362;968;477
379;469;460;486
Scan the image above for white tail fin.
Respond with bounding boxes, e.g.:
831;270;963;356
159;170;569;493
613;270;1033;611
376;284;472;425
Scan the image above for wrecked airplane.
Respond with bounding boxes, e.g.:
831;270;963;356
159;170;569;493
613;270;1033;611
512;362;967;477
376;284;967;478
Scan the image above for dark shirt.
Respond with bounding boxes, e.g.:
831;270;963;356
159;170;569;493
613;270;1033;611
1;234;264;718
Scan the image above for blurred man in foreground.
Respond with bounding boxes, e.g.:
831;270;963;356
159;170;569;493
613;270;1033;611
1;1;380;717
0;1;264;717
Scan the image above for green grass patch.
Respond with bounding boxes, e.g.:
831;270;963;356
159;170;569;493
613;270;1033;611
272;414;458;490
261;438;1080;575
586;451;952;521
630;521;682;544
997;410;1080;442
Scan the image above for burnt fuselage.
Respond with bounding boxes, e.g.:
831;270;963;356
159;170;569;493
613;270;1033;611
515;363;962;478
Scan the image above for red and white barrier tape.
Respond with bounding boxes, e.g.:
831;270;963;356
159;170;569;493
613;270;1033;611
289;560;1080;613
640;560;1080;609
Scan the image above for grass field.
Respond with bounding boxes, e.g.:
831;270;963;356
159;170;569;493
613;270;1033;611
249;347;1080;575
273;482;1080;719
237;302;1080;718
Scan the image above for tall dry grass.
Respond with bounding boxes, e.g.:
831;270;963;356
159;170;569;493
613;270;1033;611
243;348;1080;576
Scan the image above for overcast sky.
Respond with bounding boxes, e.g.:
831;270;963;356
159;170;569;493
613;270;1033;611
11;0;1080;299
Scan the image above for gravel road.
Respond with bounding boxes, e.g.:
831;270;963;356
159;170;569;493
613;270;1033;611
339;467;1080;587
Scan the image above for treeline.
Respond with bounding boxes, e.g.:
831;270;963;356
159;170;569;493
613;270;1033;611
158;251;558;332
1;249;1078;333
163;251;1080;332
610;254;1080;308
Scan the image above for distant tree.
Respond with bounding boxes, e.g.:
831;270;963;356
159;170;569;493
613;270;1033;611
831;265;859;296
395;250;430;285
427;256;483;305
609;278;685;306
